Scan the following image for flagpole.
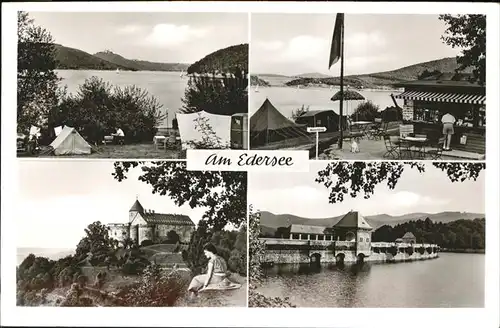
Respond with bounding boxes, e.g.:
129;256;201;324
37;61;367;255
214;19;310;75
338;16;345;150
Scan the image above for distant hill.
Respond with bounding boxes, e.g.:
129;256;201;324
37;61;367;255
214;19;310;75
54;44;132;71
187;43;248;74
283;57;471;89
294;72;333;79
53;44;189;71
250;75;271;86
94;50;189;72
259;210;485;236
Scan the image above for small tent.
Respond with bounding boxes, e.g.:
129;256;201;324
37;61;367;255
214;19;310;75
250;98;309;147
49;126;92;155
176;111;232;150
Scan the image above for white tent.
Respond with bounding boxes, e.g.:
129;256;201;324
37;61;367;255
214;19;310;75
176;111;231;150
49;126;92;155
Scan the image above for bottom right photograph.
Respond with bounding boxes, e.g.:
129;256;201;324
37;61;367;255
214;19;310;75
248;161;485;308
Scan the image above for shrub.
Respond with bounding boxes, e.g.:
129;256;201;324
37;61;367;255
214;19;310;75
351;100;380;122
141;240;154;247
50;77;164;144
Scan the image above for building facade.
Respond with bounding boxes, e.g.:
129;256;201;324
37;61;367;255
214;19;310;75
108;199;195;246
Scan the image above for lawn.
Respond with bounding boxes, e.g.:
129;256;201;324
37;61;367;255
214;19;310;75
21;143;185;159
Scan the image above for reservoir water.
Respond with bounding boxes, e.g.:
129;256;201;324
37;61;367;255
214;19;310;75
257;252;484;307
56;70;188;127
250;86;404;119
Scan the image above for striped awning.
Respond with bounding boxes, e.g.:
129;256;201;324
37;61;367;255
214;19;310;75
395;90;485;105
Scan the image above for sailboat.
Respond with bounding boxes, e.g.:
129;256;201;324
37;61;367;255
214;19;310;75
255;85;259;93
116;68;120;74
180;70;184;78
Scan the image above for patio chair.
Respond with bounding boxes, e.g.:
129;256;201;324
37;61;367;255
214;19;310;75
367;118;382;140
426;137;445;160
383;135;399;159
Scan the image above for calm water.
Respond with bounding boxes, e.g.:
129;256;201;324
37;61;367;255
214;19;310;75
56;70;188;127
250;86;404;119
258;253;484;307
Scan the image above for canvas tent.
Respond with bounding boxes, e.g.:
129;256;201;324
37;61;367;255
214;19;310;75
250;98;309;147
176;111;232;150
49;126;92;155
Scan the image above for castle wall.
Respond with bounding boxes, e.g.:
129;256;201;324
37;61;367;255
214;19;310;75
138;225;154;245
155;224;195;243
108;224;129;245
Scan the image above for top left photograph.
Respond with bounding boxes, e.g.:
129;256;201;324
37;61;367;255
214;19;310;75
16;11;249;159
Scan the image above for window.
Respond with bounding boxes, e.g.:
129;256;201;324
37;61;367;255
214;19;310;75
366;238;370;242
360;237;364;242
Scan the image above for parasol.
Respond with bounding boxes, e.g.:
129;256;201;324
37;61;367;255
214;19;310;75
330;88;365;124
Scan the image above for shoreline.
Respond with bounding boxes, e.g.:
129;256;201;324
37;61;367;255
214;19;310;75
440;248;485;254
249;84;402;92
55;68;186;73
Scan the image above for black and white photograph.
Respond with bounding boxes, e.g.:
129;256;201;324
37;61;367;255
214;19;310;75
249;14;486;161
249;161;485;308
17;11;249;159
16;161;247;307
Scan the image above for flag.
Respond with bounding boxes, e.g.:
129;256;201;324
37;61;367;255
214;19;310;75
328;13;344;69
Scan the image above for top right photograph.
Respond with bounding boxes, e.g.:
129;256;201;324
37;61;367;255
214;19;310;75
250;14;486;161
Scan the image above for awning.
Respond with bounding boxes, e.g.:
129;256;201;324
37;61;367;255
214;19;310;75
395;90;485;105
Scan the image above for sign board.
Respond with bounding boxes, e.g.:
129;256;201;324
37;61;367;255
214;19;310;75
402;104;414;121
307;127;327;133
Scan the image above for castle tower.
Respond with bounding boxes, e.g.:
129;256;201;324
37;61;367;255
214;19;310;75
129;197;144;223
333;211;373;256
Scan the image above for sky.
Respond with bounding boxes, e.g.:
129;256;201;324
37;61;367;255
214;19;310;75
251;14;462;76
17;161;209;249
249;162;485;219
28;12;248;64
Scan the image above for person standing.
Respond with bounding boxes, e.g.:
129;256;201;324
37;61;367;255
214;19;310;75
441;112;456;151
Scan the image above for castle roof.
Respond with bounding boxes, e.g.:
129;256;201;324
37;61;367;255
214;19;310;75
129;199;144;213
142;212;195;226
334;211;373;230
290;224;332;235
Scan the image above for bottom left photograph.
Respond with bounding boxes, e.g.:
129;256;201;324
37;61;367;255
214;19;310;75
16;160;248;307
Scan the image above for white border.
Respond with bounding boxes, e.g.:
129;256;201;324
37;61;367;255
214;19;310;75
2;2;499;328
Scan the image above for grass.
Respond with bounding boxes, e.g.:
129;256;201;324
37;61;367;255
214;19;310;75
21;143;185;159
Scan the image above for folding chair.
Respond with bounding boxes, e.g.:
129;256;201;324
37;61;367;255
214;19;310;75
426;137;445;160
383;135;400;159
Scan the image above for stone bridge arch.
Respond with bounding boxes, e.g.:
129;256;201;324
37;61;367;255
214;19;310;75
310;253;321;266
357;253;366;264
335;253;345;265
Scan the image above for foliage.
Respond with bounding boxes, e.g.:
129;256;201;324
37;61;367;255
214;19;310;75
291;105;310;121
16;254;81;305
116;263;187;306
75;221;118;262
141;240;154;247
439;15;486;85
181;72;248;116
187;44;248;75
17;11;60;133
248;207;295;308
51;77;164;144
184;221;212;275
380;106;402;122
418;69;442;80
112;161;247;231
185;114;231;149
211;225;247;277
373;218;485;250
166;230;181;244
316;162;485;203
351;100;379;122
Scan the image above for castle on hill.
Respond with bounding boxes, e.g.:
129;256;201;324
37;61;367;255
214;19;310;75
107;198;195;246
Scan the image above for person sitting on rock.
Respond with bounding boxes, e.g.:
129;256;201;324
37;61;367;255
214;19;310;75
187;243;240;299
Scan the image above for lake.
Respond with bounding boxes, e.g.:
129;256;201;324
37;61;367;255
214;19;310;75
257;253;484;307
56;70;188;128
250;86;404;119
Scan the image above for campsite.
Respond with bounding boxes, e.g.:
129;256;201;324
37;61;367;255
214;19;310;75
17;12;249;159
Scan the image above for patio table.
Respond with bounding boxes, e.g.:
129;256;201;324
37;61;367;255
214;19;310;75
351;121;373;139
399;136;429;159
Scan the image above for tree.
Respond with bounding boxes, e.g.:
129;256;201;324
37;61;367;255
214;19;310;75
75;221;117;262
291;105;310;121
351;100;379;122
17;11;60;134
439;15;486;85
51;77;164;144
166;230;180;244
184;221;211;275
316;162;485;203
112;161;247;231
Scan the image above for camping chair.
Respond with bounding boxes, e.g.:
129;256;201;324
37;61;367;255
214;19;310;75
426;137;445;160
383;135;399;159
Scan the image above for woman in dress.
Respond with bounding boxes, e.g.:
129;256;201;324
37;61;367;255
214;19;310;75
187;243;234;298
